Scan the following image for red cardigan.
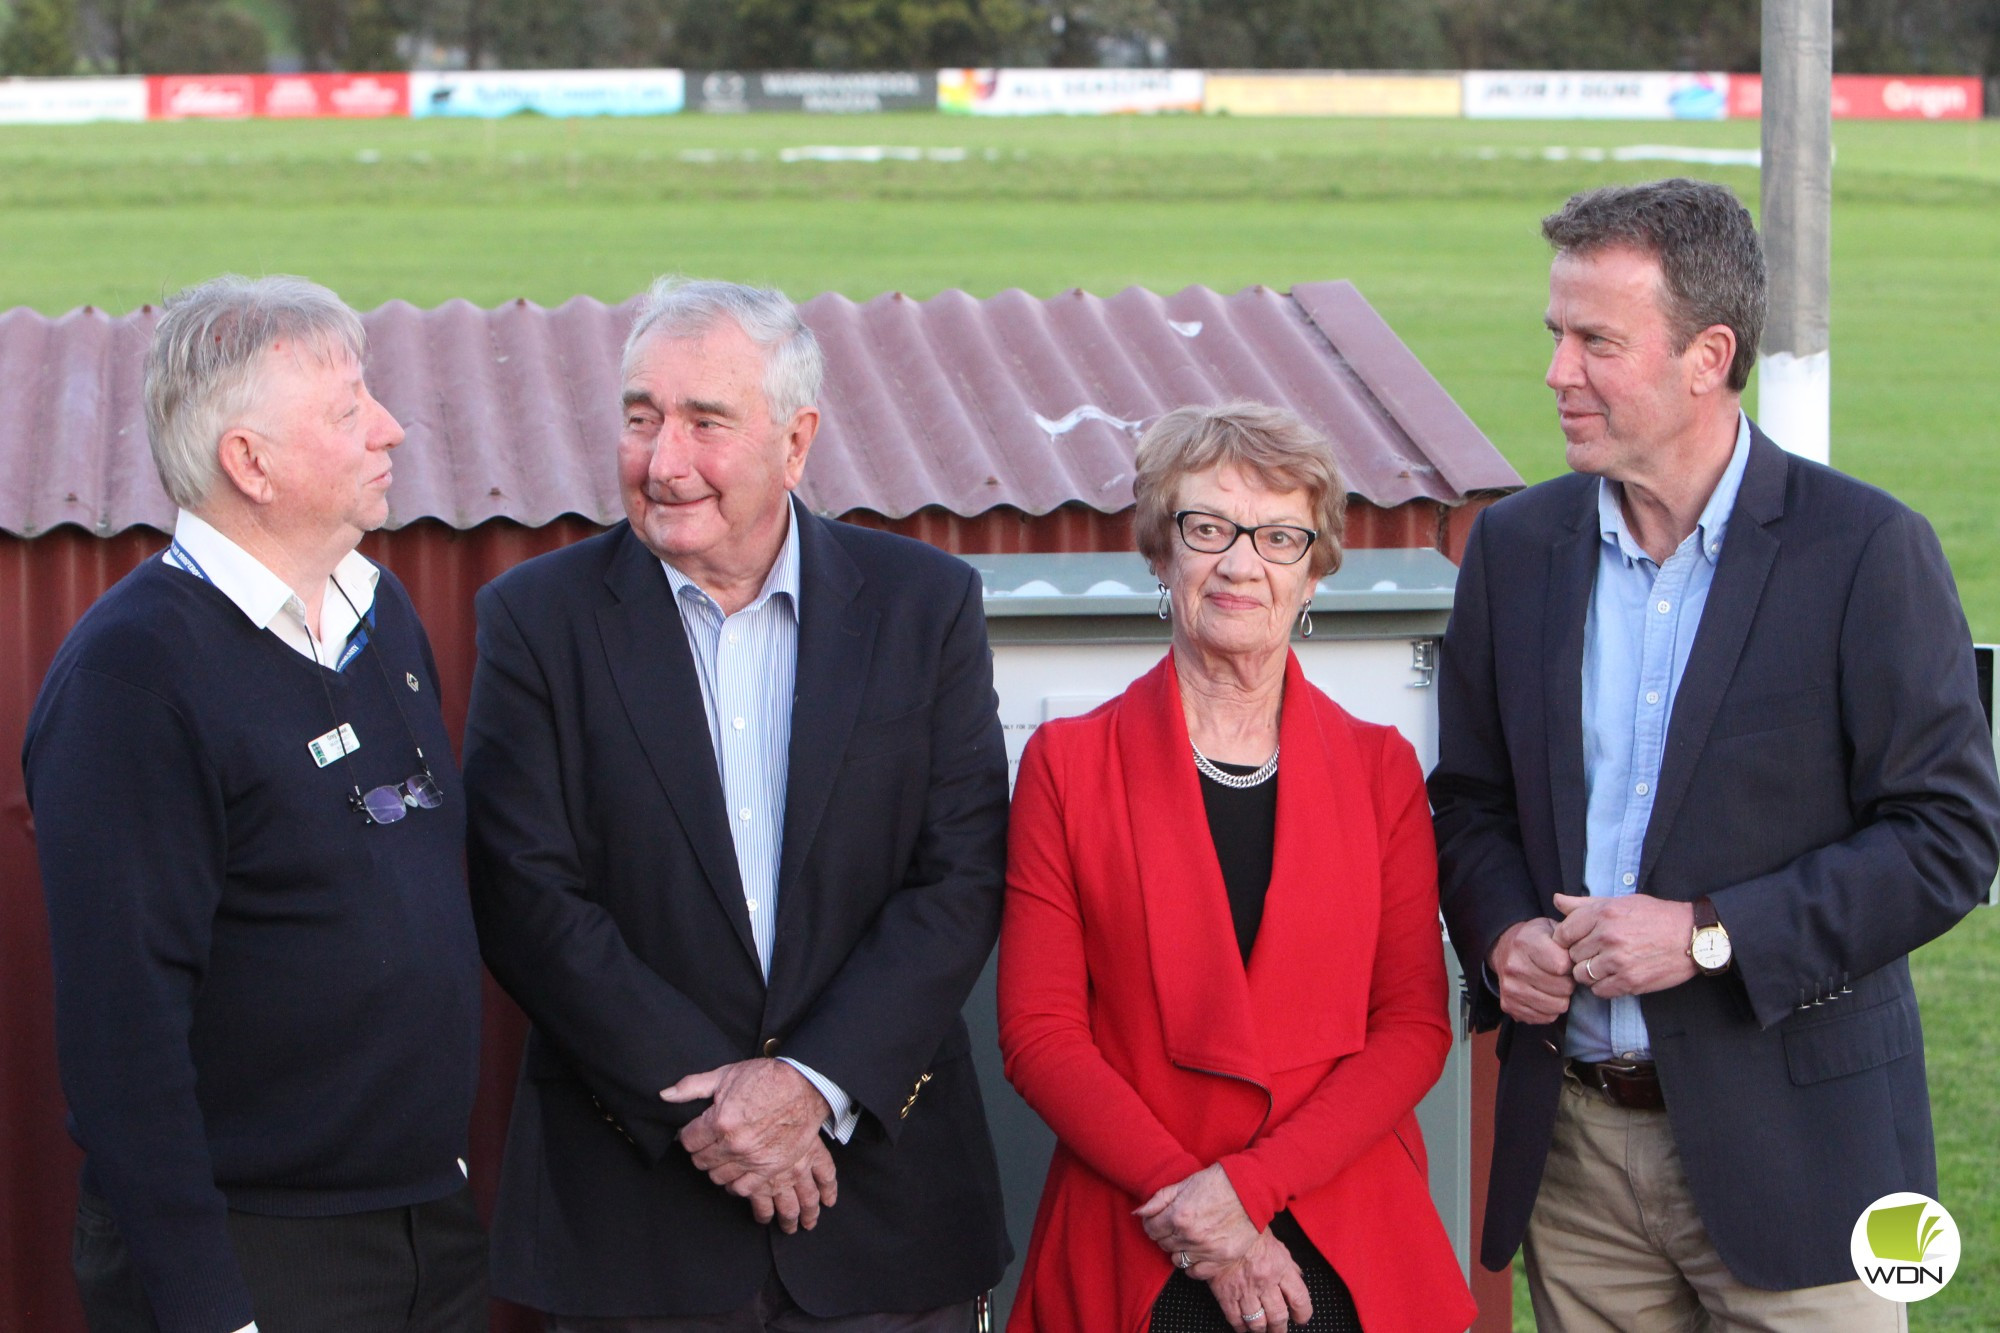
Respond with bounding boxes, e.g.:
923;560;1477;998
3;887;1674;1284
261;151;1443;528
998;653;1477;1333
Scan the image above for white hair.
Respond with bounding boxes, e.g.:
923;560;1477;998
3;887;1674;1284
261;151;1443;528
144;274;365;510
621;277;824;422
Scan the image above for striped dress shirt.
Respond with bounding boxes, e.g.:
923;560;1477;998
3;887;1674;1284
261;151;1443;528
659;505;859;1142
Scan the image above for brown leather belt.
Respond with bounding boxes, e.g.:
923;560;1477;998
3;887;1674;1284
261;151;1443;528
1568;1058;1665;1111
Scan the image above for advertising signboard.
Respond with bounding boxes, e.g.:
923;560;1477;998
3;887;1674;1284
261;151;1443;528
257;73;409;118
1728;74;1982;120
1203;73;1461;118
692;70;936;113
939;67;1204;116
0;76;148;124
409;69;685;118
1463;71;1729;120
148;75;257;120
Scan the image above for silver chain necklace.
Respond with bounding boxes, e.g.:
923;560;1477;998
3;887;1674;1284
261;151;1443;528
1191;742;1279;789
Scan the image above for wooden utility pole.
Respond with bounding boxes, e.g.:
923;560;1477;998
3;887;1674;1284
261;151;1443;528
1759;0;1833;463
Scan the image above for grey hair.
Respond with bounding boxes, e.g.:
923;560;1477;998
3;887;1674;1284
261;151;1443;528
1542;178;1767;393
621;277;824;421
144;274;366;509
1134;401;1347;581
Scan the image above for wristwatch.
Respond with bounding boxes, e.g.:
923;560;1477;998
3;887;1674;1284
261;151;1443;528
1690;896;1732;975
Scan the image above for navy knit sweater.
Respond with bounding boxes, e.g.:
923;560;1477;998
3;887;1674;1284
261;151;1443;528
24;556;481;1333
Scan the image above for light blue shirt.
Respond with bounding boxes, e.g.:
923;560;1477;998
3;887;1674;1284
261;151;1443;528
1567;415;1751;1063
660;504;859;1142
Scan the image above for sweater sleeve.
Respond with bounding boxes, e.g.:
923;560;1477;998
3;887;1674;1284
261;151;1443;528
1218;732;1454;1228
27;666;257;1333
998;729;1205;1201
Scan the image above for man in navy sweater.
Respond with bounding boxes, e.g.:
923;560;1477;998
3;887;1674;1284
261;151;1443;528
24;275;486;1333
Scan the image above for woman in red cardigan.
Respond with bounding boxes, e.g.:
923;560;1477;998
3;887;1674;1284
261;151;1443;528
998;403;1476;1333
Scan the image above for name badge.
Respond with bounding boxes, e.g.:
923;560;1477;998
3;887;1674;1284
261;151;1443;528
308;723;360;768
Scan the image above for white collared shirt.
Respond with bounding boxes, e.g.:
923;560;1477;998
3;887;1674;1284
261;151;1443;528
658;507;859;1144
164;509;379;665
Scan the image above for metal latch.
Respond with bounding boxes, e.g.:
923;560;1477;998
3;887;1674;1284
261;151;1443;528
1409;639;1437;688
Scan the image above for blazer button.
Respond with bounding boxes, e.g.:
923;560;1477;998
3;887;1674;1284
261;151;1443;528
762;1037;781;1057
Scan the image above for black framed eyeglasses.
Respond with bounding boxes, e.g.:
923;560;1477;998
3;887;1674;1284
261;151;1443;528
1173;510;1319;566
351;769;445;824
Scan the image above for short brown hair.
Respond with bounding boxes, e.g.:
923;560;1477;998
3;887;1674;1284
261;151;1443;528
1542;178;1766;392
1133;402;1347;581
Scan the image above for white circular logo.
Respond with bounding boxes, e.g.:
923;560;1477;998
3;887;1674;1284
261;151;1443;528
1851;1192;1960;1301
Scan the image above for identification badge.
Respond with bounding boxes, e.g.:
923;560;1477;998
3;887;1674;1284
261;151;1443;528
308;723;360;768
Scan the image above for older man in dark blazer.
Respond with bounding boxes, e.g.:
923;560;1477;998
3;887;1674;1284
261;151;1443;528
463;278;1010;1328
1431;179;1999;1330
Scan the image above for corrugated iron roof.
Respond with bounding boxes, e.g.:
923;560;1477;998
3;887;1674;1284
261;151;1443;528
0;282;1520;539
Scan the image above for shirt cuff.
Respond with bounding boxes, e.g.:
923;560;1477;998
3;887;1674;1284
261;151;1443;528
779;1057;861;1144
234;1324;258;1333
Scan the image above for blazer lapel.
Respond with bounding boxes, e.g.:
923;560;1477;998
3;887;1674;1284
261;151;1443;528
1544;487;1599;903
596;526;759;968
1244;654;1376;1071
774;508;876;950
1118;656;1266;1085
1639;430;1788;888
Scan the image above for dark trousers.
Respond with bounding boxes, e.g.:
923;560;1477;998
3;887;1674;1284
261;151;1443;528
545;1270;976;1333
74;1184;489;1333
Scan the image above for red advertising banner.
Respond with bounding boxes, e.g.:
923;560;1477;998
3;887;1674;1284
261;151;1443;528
147;73;410;120
147;74;256;119
258;73;410;118
1728;74;1982;120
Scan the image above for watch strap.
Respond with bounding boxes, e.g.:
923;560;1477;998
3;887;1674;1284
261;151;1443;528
1693;895;1720;930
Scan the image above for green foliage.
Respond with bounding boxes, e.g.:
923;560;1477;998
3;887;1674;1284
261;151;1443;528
135;0;268;70
286;0;406;70
0;0;78;74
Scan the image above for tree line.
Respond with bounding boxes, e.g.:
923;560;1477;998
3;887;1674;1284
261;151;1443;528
4;0;1997;91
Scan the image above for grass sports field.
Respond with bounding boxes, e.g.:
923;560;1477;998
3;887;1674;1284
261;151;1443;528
5;110;1996;1328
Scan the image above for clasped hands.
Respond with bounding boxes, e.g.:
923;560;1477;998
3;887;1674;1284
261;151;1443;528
1135;1164;1314;1333
1488;893;1699;1025
660;1058;836;1234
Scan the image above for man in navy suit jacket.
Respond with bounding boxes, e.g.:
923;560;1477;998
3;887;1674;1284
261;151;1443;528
1431;180;1999;1329
463;278;1010;1327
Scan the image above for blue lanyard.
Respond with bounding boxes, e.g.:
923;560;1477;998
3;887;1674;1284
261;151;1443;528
167;539;376;671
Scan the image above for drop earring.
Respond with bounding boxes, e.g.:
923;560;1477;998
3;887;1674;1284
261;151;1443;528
1157;583;1172;620
1298;604;1314;639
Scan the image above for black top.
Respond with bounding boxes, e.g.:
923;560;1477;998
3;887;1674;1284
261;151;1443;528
1152;758;1357;1328
1197;759;1280;962
24;557;482;1333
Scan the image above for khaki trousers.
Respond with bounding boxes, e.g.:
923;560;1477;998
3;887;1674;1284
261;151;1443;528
1522;1076;1906;1333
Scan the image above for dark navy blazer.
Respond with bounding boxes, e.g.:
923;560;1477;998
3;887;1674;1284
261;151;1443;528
463;504;1011;1316
1430;425;2000;1289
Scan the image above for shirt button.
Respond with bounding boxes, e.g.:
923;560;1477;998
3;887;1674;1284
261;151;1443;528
1622;873;1635;886
727;632;740;645
1645;690;1660;704
746;899;759;912
733;716;745;730
1635;781;1649;795
739;807;751;821
1657;600;1671;613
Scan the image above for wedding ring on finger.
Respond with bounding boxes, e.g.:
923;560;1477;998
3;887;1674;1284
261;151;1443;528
1244;1310;1266;1325
1584;958;1598;983
1176;1250;1193;1269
